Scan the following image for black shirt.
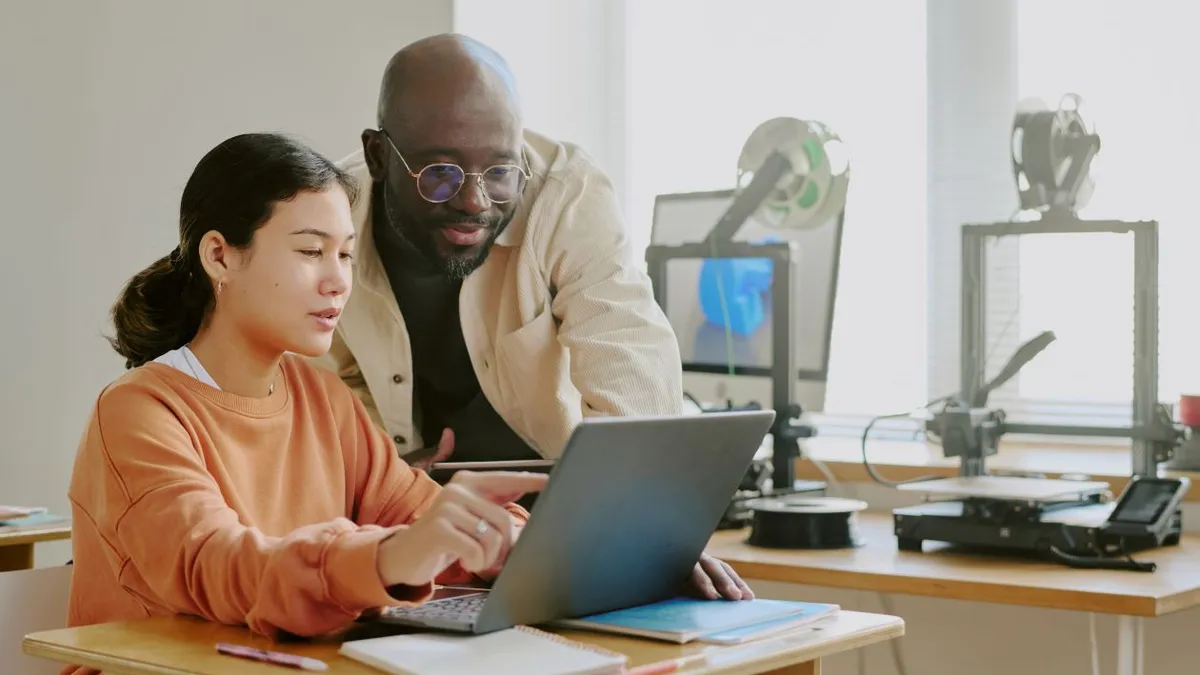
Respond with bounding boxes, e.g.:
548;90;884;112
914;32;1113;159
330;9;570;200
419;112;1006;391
372;208;539;465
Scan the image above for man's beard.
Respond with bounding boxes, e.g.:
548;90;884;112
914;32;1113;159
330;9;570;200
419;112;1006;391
420;213;509;280
382;190;512;280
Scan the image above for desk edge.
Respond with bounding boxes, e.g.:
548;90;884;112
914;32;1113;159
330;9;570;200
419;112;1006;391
0;526;72;546
24;636;186;675
22;614;905;675
727;560;1168;617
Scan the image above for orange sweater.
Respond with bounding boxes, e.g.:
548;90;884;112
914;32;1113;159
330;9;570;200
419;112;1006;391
66;354;524;641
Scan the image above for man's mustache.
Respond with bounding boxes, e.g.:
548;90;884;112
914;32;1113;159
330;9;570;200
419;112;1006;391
426;215;495;229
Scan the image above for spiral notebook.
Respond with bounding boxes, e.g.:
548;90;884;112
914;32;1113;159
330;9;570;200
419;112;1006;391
338;625;628;675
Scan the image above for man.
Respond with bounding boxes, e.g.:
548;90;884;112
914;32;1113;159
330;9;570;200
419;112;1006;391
318;34;753;600
322;33;683;466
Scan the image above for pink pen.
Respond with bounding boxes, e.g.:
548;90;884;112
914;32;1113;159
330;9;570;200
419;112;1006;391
216;643;329;671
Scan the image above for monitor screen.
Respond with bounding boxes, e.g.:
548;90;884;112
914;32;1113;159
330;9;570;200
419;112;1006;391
649;189;843;412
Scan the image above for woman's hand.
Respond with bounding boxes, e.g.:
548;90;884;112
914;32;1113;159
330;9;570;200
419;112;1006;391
376;471;547;588
474;521;527;581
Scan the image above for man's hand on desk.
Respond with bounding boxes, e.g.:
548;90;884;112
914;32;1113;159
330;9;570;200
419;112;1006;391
688;553;755;600
407;428;456;472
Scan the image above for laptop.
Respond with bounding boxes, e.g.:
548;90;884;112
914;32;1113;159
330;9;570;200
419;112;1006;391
376;409;775;634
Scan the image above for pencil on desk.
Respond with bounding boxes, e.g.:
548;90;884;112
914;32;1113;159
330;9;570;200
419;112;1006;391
215;643;328;671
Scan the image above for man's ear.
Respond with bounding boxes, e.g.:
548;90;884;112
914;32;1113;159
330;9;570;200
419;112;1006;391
197;230;232;286
362;128;387;181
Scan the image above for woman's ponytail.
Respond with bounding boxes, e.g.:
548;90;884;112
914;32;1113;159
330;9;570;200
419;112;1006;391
108;247;208;369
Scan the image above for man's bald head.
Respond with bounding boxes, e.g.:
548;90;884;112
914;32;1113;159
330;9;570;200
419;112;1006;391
363;34;528;280
376;33;520;134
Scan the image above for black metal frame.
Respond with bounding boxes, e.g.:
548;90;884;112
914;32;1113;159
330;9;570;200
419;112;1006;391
643;150;842;492
648;240;803;489
960;215;1181;477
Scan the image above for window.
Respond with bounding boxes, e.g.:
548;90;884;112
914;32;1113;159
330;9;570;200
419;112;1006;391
626;0;928;416
989;2;1200;428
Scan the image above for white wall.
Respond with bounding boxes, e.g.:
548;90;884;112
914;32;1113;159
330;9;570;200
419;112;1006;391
0;0;455;563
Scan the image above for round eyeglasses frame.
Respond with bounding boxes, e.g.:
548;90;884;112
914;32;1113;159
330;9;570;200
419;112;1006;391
380;129;532;205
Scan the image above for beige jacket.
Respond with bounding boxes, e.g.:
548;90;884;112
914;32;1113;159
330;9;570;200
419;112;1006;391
314;130;683;459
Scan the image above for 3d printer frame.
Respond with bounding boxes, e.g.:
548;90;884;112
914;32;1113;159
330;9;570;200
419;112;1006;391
643;150;844;493
959;215;1180;478
647;239;804;491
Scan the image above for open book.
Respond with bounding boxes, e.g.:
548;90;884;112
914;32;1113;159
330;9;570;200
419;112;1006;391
338;625;627;675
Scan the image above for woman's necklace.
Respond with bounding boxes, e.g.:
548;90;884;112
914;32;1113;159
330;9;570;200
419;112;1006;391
184;345;276;396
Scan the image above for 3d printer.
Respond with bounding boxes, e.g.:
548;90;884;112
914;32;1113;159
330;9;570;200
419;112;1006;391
889;94;1190;571
644;118;851;527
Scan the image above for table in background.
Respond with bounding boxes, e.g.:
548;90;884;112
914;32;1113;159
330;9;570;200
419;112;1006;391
0;523;71;572
706;511;1200;675
24;610;903;675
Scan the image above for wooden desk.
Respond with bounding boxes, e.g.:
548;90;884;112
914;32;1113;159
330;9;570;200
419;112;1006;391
23;611;903;675
0;523;71;572
706;510;1200;675
707;511;1200;616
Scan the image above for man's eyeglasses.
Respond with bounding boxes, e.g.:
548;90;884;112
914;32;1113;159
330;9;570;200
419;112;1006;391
381;130;531;205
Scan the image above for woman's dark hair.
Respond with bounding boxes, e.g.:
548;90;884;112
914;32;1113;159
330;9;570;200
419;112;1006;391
109;132;358;369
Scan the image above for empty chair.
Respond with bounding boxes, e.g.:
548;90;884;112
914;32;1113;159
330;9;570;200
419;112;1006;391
0;566;72;675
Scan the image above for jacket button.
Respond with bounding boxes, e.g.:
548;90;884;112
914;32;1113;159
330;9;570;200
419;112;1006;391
392;374;404;384
393;435;406;445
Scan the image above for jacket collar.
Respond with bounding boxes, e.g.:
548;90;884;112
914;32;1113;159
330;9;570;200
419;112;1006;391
345;161;392;302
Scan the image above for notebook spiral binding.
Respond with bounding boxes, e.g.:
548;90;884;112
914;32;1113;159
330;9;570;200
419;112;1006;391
515;625;629;662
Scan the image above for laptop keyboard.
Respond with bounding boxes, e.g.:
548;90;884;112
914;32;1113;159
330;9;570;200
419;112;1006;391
381;592;487;623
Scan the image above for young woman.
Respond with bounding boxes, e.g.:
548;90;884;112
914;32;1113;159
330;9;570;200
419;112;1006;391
64;133;546;650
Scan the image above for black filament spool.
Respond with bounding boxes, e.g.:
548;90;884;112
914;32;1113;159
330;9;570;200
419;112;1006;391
744;496;868;549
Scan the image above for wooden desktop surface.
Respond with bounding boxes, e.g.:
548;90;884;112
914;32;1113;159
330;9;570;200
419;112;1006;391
23;610;903;675
0;523;71;572
706;511;1200;617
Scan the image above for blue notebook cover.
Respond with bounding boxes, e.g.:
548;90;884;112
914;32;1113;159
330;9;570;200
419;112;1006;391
0;512;67;528
698;606;838;644
557;597;839;644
